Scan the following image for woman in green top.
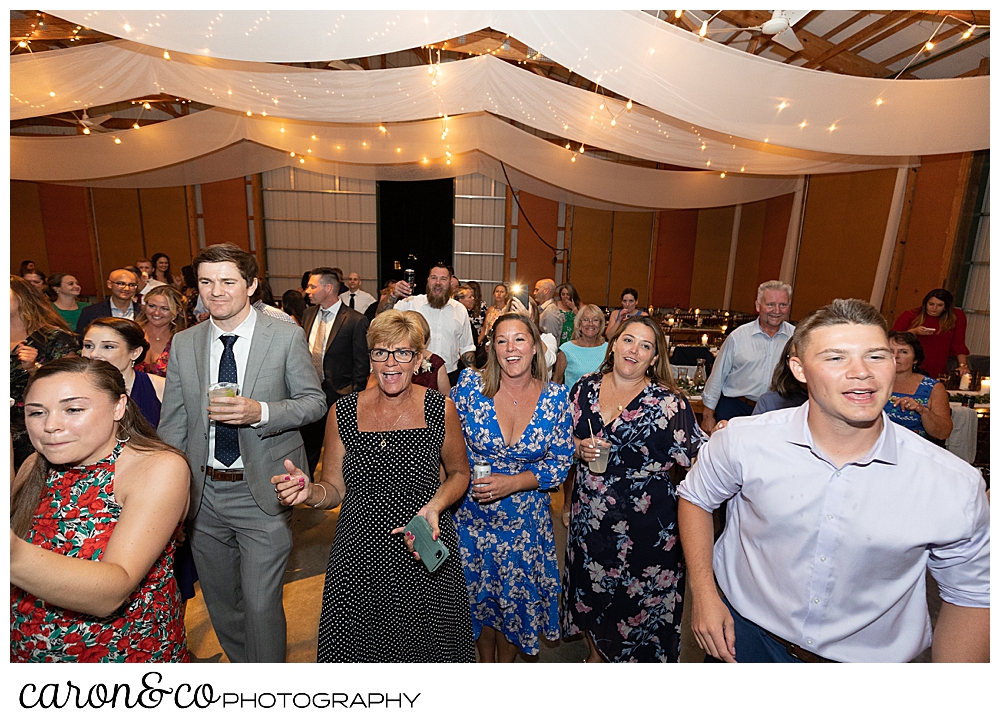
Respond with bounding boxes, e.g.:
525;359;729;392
47;273;88;331
554;283;580;346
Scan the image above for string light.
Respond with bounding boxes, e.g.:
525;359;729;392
777;101;788;111
674;10;683;19
299;157;305;164
280;127;285;133
828;124;837;132
875;98;883;106
361;141;367;147
143;102;151;110
378;125;387;133
82;127;90;135
962;25;975;39
699;21;708;37
289;151;295;157
246;110;252;116
799;120;807;128
610;117;616;127
311;134;318;140
626;99;633;110
571;155;577;162
924;41;935;52
579;144;585;154
720;172;726;178
18;40;27;48
132;122;140;130
113;137;121;144
162;50;170;60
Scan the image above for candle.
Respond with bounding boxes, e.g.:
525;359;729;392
668;317;675;326
980;377;990;393
721;324;728;333
701;334;709;346
694;308;700;316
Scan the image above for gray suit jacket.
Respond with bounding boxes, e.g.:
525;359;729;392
158;310;327;519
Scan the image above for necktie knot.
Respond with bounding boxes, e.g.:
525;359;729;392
221;335;238;352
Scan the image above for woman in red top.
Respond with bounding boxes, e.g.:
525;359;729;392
891;288;969;380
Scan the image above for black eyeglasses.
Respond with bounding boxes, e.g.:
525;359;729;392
110;281;138;289
369;348;416;363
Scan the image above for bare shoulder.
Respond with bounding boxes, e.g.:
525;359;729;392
115;446;189;491
148;374;166;395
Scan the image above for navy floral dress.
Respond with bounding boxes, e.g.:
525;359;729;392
451;369;574;655
562;372;708;662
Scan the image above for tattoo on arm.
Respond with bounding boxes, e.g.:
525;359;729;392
375;296;396;315
461;351;476;369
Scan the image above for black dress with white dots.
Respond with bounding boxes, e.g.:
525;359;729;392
316;389;475;663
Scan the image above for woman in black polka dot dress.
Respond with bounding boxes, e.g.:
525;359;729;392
273;310;474;662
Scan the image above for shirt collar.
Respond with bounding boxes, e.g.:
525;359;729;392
210;305;257;343
320;299;342;317
787;401;898;468
751;317;793;338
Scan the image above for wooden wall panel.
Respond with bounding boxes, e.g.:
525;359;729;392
91;188;145;285
888;153;970;324
512;191;559;289
568;206;613;306
730;200;766;313
759;193;794;287
37;184;97;296
138;187;191;268
792;169;897;319
689;206;735;310
608;212;654;307
651;209;697;308
201;178;250;250
10;181;48;277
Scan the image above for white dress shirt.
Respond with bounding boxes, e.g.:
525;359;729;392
678;403;990;662
208;307;269;469
392;295;475;373
110;301;136;320
339;288;376;314
308;300;342;378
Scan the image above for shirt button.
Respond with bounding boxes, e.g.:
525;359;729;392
806;639;814;646
835;471;841;477
820;556;827;562
827;515;834;520
813;598;820;604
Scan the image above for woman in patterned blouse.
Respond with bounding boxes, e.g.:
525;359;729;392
135;285;186;377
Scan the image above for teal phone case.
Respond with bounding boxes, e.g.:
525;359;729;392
403;515;450;573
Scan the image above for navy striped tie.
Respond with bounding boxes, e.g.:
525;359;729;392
216;335;240;467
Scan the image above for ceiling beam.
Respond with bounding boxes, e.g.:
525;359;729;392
852;14;924;55
915;11;989;25
802;11;915;70
821;11;871;40
880;25;964;69
900;31;990;77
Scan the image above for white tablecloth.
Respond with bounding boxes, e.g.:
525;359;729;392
946;403;978;464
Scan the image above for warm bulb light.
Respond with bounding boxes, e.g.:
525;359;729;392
299;157;305;164
828;124;837;132
875;98;883;106
379;125;387;133
924;41;934;51
361;141;367;147
82;127;90;135
699;21;708;37
720;172;726;178
163;51;170;60
674;9;683;18
963;26;974;39
113;137;121;144
626;99;633;110
740;166;746;172
289;151;295;157
778;101;788;111
132;122;140;130
579;144;585;154
123;24;131;32
570;155;577;163
610;118;616;127
396;147;401;153
799;120;807;128
18;40;27;47
311;135;318;140
280;127;285;133
143;102;151;110
599;102;605;111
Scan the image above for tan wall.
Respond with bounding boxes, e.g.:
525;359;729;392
91;189;146;282
792;169;897;319
568;207;613;306
730;201;766;313
10;182;49;278
139;187;191;268
608;212;654;307
201;178;250;250
689;206;735;310
651;209;698;308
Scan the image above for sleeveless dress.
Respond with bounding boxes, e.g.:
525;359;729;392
562;373;708;662
135;337;172;377
559;340;608;392
412;352;446;391
131;369;162;427
11;442;189;663
316;389;475;663
885;375;940;439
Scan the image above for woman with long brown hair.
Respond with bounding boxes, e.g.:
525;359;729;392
891;288;970;379
134;285;186;377
47;273;89;331
563;316;707;663
10;356;190;662
10;275;80;471
450;312;574;662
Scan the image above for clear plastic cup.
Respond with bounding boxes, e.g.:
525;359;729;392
208;382;239;404
588;439;611;474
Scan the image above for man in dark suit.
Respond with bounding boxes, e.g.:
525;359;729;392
158;244;326;663
75;268;141;335
300;267;370;479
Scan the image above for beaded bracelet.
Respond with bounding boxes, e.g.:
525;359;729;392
310;483;328;509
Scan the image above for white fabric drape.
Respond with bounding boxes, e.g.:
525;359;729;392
46;9;989;156
11;109;800;210
11;41;917;176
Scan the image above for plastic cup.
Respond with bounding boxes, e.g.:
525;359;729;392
588;439;611;474
208;382;239;404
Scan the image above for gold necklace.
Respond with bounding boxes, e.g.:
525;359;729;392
607;376;646;412
376;398;408;449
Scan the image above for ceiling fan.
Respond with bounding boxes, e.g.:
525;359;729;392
730;10;809;53
46;108;114;134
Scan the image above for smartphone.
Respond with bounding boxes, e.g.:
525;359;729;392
510;283;531;310
403;515;449;573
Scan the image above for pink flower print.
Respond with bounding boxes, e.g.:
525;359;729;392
673;428;688;444
620;408;641;423
575;601;593;613
627;609;649;626
663;534;678;551
634;492;651;513
626;579;643;597
612;520;628;535
642;565;662;579
617;621;632;638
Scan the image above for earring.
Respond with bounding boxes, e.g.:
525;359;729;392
115;431;131;444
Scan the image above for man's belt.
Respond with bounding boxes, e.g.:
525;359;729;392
736;395;757;408
761;629;838;664
206;466;244;481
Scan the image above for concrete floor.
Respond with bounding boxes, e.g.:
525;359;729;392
185;485;937;663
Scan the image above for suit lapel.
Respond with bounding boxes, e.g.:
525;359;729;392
244;313;274;398
194;321;212;431
325;306;348;352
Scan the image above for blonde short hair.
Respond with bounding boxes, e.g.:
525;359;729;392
367;309;425;355
572;304;606;340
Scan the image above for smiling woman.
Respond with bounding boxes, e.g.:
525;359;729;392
10;356;190;662
135;285;187;377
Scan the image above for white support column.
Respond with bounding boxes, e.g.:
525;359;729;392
779;176;807;286
869;166;910;307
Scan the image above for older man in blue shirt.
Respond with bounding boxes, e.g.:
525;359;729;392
700;280;794;432
678;298;989;663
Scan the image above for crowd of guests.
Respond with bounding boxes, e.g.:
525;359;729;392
10;252;988;665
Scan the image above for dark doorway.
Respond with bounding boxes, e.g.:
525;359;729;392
377;179;454;293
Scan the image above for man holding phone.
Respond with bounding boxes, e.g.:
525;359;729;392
383;263;476;386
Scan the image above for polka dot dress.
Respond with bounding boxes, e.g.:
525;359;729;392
317;389;475;663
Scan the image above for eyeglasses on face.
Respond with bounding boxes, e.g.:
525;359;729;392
111;281;138;289
369;348;416;363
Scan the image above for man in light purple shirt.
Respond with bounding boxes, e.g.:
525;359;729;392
678;298;989;663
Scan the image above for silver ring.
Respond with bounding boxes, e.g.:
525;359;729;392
489;491;493;499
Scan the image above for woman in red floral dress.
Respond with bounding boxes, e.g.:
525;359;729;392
10;356;190;663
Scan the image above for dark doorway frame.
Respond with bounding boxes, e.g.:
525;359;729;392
376;178;455;293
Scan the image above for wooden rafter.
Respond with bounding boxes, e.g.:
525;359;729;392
852;13;925;55
900;31;990;77
880;25;964;69
802;11;916;69
821;11;872;40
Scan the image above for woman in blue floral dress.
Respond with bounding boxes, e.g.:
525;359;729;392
451;313;574;662
563;317;708;662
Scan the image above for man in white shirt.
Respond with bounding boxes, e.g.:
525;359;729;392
386;263;476;386
339;272;376;314
678;298;990;663
159;244;326;663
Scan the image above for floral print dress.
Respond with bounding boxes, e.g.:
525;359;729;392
451;369;574;655
11;442;189;663
562;373;708;662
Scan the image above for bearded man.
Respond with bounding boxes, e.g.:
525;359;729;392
385;263;476;386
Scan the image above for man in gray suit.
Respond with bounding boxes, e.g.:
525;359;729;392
159;244;326;663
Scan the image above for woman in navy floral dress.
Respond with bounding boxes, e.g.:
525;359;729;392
451;313;574;661
563;317;708;662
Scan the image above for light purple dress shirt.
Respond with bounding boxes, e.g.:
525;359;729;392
678;402;989;662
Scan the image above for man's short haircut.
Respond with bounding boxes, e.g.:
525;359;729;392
193;243;258;285
309;267;341;287
790;298;888;355
430;263;452;277
757;280;793;304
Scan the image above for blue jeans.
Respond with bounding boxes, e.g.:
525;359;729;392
704;597;803;663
